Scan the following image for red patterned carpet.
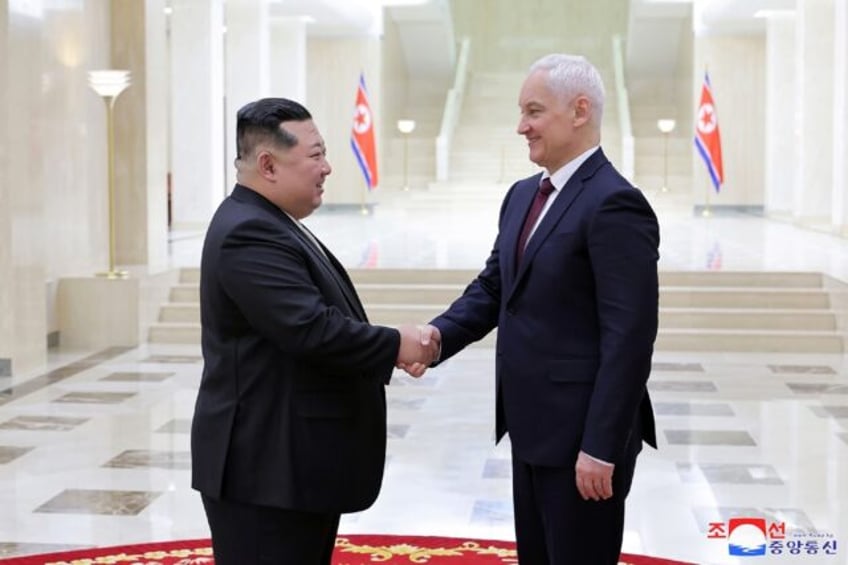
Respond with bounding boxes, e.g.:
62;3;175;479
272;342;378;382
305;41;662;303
0;535;694;564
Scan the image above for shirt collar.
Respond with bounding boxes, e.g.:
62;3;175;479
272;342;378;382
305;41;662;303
541;145;600;191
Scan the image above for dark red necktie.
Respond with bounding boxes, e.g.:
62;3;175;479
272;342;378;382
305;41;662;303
516;177;555;265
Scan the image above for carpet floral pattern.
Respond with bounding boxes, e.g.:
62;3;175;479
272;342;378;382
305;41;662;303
0;535;694;564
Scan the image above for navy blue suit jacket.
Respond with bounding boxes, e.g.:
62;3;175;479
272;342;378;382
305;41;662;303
191;185;399;513
431;148;659;467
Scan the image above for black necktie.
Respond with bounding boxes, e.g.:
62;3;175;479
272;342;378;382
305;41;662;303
516;178;555;265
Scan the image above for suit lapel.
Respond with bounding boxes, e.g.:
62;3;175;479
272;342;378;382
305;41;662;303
308;231;369;322
230;187;368;322
288;222;369;322
502;173;544;288
508;150;609;298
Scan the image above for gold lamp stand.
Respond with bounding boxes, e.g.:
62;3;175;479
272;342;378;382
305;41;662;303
656;118;676;193
397;119;416;191
88;70;131;279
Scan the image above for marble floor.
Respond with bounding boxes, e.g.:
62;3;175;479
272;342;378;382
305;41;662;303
1;186;847;565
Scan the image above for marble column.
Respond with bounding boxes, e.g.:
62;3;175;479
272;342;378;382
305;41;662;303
833;0;848;235
0;1;49;374
270;17;307;102
763;15;796;220
169;0;225;229
110;0;169;271
224;0;271;191
793;0;835;228
0;1;10;375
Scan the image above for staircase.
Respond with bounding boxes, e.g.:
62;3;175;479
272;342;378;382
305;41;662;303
149;268;846;353
426;69;625;198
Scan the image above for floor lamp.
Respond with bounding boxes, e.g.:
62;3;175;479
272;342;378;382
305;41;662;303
657;118;676;193
397;119;416;191
88;70;131;279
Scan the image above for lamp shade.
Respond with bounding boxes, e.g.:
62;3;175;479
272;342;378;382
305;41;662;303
88;70;131;98
657;119;676;134
397;119;416;134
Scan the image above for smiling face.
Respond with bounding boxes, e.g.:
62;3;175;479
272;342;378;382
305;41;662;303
516;69;592;173
261;120;331;219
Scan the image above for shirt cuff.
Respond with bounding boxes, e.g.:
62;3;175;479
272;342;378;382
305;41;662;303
584;452;614;467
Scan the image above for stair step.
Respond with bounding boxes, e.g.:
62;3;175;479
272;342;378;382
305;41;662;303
160;304;200;323
148;322;843;353
659;271;823;287
354;285;830;310
659;309;836;331
170;285;199;303
147;321;496;349
350;269;478;285
149;323;201;344
656;329;844;353
157;303;837;332
154;269;845;353
660;289;829;309
346;269;826;288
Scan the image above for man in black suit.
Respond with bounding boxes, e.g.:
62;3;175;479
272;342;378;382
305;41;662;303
191;98;438;565
409;54;660;564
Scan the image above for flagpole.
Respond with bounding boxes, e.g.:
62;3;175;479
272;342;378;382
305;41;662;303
360;188;369;216
702;182;712;217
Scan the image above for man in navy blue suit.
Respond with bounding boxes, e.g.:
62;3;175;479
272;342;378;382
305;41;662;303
409;54;660;564
191;98;438;565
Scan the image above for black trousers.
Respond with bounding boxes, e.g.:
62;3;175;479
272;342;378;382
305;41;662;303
201;494;340;565
510;441;641;565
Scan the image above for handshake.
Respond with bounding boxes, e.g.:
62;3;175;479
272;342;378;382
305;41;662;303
395;324;441;378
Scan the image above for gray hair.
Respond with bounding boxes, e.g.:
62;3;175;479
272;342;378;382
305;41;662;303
529;54;605;125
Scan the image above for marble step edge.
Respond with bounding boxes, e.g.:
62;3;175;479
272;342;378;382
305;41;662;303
149;321;843;338
166;291;833;310
178;268;826;287
147;323;844;353
159;302;840;316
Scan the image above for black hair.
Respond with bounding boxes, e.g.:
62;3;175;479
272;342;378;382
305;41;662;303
235;98;312;160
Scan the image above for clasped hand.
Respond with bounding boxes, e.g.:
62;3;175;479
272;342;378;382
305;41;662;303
395;324;441;378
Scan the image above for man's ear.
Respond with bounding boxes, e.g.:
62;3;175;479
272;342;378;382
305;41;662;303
257;151;275;179
573;96;591;127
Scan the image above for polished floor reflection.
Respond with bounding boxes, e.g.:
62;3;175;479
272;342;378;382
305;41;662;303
1;187;847;564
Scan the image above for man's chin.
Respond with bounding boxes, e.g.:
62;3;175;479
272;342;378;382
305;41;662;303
527;148;542;164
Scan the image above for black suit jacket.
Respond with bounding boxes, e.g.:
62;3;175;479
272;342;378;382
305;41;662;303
432;148;659;467
191;184;399;513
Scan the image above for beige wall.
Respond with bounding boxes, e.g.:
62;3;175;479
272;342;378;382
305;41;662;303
693;36;766;207
306;37;381;205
